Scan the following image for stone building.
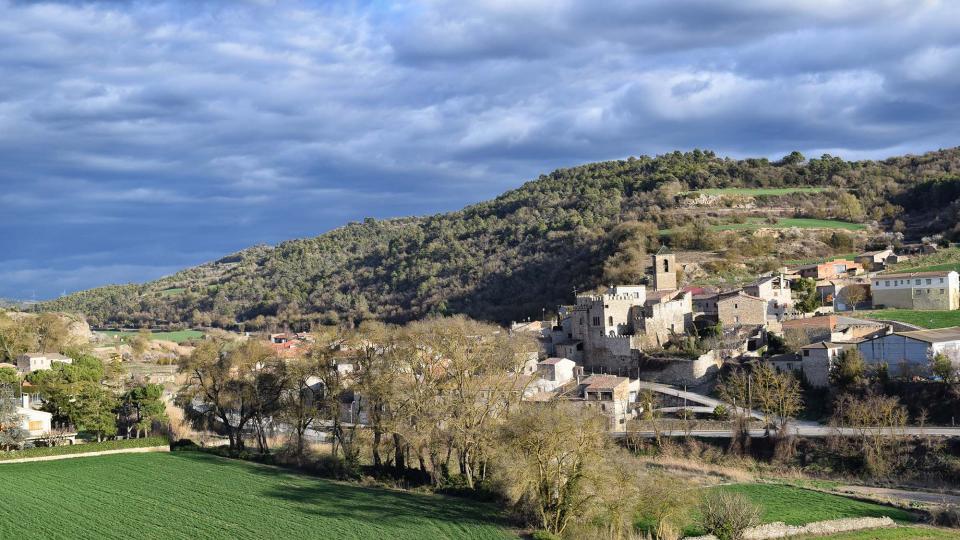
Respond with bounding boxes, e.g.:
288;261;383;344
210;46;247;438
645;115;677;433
870;271;959;310
716;291;767;328
744;275;793;320
652;247;677;292
573;375;634;430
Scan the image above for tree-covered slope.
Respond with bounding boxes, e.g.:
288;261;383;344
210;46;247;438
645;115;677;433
39;148;960;329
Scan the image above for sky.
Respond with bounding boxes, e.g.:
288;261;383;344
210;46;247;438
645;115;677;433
2;0;960;300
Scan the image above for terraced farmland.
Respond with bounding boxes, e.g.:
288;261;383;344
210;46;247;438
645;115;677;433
0;452;513;540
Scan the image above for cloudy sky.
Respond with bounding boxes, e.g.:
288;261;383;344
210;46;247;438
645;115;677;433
2;0;959;299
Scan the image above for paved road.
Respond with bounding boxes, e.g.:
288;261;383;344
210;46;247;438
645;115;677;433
615;424;960;439
636;380;820;427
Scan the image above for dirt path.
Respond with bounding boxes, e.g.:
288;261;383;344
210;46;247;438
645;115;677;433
838;485;960;506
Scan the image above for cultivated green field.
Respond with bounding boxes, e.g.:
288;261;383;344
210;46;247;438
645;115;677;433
643;483;917;537
683;187;828;196
99;329;205;343
794;526;960;539
0;452;513;540
862;309;960;329
0;436;167;461
718;484;915;525
713;217;866;231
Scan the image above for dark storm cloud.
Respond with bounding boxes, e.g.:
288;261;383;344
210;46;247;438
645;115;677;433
1;0;959;299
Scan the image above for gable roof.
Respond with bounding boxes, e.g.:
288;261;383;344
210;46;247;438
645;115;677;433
895;327;960;343
580;374;628;391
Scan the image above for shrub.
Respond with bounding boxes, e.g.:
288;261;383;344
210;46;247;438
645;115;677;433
713;405;730;421
698;491;761;540
531;530;560;540
933;504;960;528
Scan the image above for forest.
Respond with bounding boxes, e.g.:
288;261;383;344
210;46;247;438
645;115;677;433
38;148;960;329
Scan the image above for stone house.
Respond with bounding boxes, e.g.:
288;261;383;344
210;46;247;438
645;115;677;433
574;375;634;430
744;275;793;320
855;249;894;271
716;291;767;328
794;258;863;280
870;271;959;310
16;353;73;374
798;341;849;387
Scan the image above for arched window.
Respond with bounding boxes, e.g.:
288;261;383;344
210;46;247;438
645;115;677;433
662;258;670;273
608;316;613;325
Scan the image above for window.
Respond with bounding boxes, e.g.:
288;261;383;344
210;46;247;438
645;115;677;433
916;279;922;285
592;316;601;326
28;420;43;431
803;350;810;357
926;279;932;285
940;278;945;284
734;303;738;309
941;289;946;294
662;258;670;273
884;280;890;287
608;316;613;325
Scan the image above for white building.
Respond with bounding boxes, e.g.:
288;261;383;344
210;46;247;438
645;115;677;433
857;327;960;376
16;353;73;374
870;271;959;310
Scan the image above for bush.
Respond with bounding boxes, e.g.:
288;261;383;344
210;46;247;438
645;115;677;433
713;405;730;421
933;505;960;528
531;531;560;540
698;491;761;540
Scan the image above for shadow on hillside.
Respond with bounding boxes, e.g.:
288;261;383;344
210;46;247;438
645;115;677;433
168;451;509;530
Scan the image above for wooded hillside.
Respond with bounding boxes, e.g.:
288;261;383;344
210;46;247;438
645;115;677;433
39;148;960;329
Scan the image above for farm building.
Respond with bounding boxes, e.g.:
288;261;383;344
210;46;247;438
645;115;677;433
857;327;960;376
871;270;959;310
794;259;863;280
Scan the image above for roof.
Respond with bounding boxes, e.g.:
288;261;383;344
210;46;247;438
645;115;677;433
800;341;843;350
717;290;764;302
879;271;957;279
655;245;672;255
539;357;573;366
894;327;960;344
19;352;71;360
783;315;837;330
580;374;628;391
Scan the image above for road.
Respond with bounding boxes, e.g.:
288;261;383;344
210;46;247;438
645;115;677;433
615;424;960;439
636;380;819;427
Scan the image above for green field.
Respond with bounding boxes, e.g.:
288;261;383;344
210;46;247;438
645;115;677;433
99;329;205;343
862;309;960;329
0;436;167;461
794;526;960;539
718;484;915;526
683;187;828;196
656;483;918;537
159;287;186;297
713;217;866;231
0;452;512;539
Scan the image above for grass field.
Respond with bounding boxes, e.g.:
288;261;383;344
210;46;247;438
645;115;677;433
683;187;828;196
0;452;512;540
658;217;865;237
886;248;960;275
861;309;960;329
718;484;916;526
713;217;866;231
99;329;205;343
0;436;167;461
657;483;918;537
794;526;960;539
